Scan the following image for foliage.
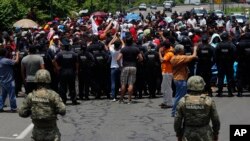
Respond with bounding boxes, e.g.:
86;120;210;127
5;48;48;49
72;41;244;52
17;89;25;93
224;6;248;15
0;0;27;31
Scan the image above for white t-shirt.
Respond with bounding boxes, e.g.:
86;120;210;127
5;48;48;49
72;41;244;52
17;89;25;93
199;18;206;26
187;18;197;28
110;45;120;68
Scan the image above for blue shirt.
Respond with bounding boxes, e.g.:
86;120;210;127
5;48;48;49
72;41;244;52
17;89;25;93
0;57;15;84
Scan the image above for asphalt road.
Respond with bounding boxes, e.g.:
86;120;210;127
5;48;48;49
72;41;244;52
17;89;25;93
0;91;250;141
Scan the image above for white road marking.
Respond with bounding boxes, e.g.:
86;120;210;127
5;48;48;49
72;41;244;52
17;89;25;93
15;123;34;139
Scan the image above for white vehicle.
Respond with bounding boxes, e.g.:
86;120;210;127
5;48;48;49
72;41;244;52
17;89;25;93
214;10;224;18
139;3;147;11
163;0;175;7
193;1;200;5
231;13;248;25
164;3;172;12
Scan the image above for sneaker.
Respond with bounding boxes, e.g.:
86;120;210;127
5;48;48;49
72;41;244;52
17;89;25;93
10;109;18;113
119;99;125;104
161;105;172;109
112;98;117;102
127;101;132;104
159;103;167;107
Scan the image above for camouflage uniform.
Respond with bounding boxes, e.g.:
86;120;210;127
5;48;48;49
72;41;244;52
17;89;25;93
19;69;66;141
174;76;220;141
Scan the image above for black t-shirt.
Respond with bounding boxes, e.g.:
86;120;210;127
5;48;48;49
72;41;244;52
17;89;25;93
120;46;140;67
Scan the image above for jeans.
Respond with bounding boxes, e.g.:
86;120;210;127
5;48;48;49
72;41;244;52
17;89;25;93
0;81;17;110
111;68;120;99
161;73;173;106
172;80;187;117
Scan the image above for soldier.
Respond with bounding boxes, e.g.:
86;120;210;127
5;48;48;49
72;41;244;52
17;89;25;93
55;39;79;105
174;76;220;141
215;32;236;97
196;34;215;97
78;41;95;100
236;32;250;97
19;69;66;141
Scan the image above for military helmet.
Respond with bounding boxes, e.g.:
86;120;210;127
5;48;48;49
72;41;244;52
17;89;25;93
35;69;51;83
187;76;206;91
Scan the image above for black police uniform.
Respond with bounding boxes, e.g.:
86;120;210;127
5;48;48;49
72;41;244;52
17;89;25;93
181;36;196;77
135;45;147;98
87;41;109;99
56;47;78;104
144;48;161;98
196;40;215;96
15;37;29;96
236;33;250;96
77;46;95;100
215;33;236;97
46;47;60;92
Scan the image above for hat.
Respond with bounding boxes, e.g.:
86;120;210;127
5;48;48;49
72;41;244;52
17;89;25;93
137;29;143;35
53;35;59;39
21;31;28;37
188;32;193;36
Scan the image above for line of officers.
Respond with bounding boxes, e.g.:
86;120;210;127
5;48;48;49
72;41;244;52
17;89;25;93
13;32;250;103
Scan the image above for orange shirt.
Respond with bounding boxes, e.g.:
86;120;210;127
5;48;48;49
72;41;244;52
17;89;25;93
170;55;195;80
161;47;174;73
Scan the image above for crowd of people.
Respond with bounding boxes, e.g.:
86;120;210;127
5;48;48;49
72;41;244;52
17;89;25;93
0;9;250;115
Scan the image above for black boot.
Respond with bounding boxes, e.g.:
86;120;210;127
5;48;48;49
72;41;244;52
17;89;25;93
216;88;222;97
237;92;242;97
72;100;80;105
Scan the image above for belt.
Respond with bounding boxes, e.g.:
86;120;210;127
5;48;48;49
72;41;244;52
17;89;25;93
185;124;209;128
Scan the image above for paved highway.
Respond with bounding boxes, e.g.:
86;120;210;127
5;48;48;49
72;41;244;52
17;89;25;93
0;92;250;141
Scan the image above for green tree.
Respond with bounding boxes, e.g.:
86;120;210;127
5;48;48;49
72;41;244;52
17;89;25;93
0;0;27;30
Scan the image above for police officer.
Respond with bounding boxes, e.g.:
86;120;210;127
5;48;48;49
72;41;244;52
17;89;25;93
19;69;66;141
87;35;109;99
181;36;196;77
215;32;236;97
78;41;95;100
196;34;215;97
135;40;147;99
55;39;79;105
236;32;250;97
144;43;161;98
174;76;220;141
